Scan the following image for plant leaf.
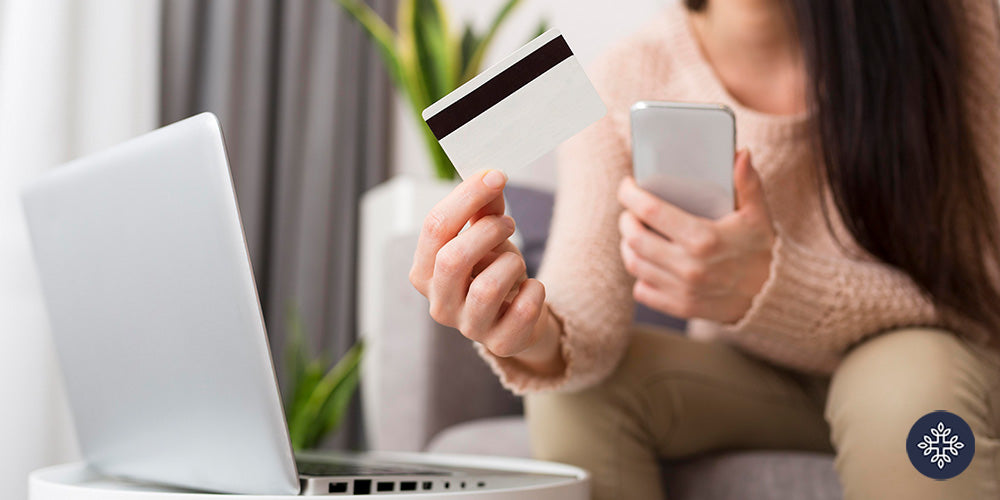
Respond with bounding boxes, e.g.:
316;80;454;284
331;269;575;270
407;0;458;101
288;341;365;450
286;360;328;450
460;0;522;83
396;0;433;108
429;131;457;179
335;0;475;180
333;0;406;89
459;24;480;80
530;18;549;40
309;367;361;447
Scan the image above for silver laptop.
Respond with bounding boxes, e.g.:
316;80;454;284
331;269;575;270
20;113;568;495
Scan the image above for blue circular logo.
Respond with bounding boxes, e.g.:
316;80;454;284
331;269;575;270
906;410;975;480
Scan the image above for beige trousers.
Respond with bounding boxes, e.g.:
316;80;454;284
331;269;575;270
526;326;1000;500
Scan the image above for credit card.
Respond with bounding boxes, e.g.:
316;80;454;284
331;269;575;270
422;29;606;179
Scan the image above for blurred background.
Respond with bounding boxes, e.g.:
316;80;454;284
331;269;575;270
0;0;666;497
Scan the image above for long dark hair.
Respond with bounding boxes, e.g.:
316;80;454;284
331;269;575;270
685;0;1000;342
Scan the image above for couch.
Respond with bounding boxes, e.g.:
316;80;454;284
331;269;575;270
361;185;842;500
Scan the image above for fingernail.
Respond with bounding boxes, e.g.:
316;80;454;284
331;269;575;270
501;215;515;230
482;169;507;189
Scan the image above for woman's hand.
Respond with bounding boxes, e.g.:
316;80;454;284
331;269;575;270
617;150;775;323
410;170;564;374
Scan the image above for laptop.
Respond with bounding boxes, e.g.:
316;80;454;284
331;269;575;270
20;113;572;495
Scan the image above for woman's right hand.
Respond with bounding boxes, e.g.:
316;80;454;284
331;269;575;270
409;170;564;373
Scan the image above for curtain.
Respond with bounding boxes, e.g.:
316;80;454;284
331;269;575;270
0;0;160;497
160;0;395;448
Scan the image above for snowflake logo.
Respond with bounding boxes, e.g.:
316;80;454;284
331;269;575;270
916;421;965;469
907;411;974;479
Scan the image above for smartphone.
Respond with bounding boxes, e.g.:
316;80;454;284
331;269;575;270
630;101;735;219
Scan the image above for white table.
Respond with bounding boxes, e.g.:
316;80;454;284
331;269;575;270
29;453;589;500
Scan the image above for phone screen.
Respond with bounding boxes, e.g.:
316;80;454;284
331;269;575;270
630;101;735;219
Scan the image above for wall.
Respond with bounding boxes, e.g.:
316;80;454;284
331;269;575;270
390;0;674;189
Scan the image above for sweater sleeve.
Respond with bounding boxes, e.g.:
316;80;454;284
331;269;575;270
477;47;653;394
722;229;938;351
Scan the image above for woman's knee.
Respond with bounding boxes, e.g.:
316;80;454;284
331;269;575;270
826;327;999;498
827;328;990;430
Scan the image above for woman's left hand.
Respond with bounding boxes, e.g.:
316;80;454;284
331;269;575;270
617;150;775;324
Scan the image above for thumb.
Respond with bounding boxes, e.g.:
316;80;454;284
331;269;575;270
734;150;767;214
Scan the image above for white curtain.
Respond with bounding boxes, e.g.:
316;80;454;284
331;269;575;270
0;0;159;497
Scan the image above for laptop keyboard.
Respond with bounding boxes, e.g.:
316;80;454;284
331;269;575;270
296;459;450;477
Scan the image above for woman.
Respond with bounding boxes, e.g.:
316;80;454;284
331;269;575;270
409;0;1000;498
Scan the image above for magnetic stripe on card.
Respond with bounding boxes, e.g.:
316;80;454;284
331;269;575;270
424;36;574;140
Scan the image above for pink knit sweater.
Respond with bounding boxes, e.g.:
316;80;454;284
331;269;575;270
480;1;1000;394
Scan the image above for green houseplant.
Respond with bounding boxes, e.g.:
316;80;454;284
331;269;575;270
335;0;545;179
283;307;365;450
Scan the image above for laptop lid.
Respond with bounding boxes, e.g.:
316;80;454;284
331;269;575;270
21;113;300;495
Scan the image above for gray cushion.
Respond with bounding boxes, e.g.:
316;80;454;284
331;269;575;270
427;416;532;458
505;185;685;331
427;416;841;500
665;451;841;500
